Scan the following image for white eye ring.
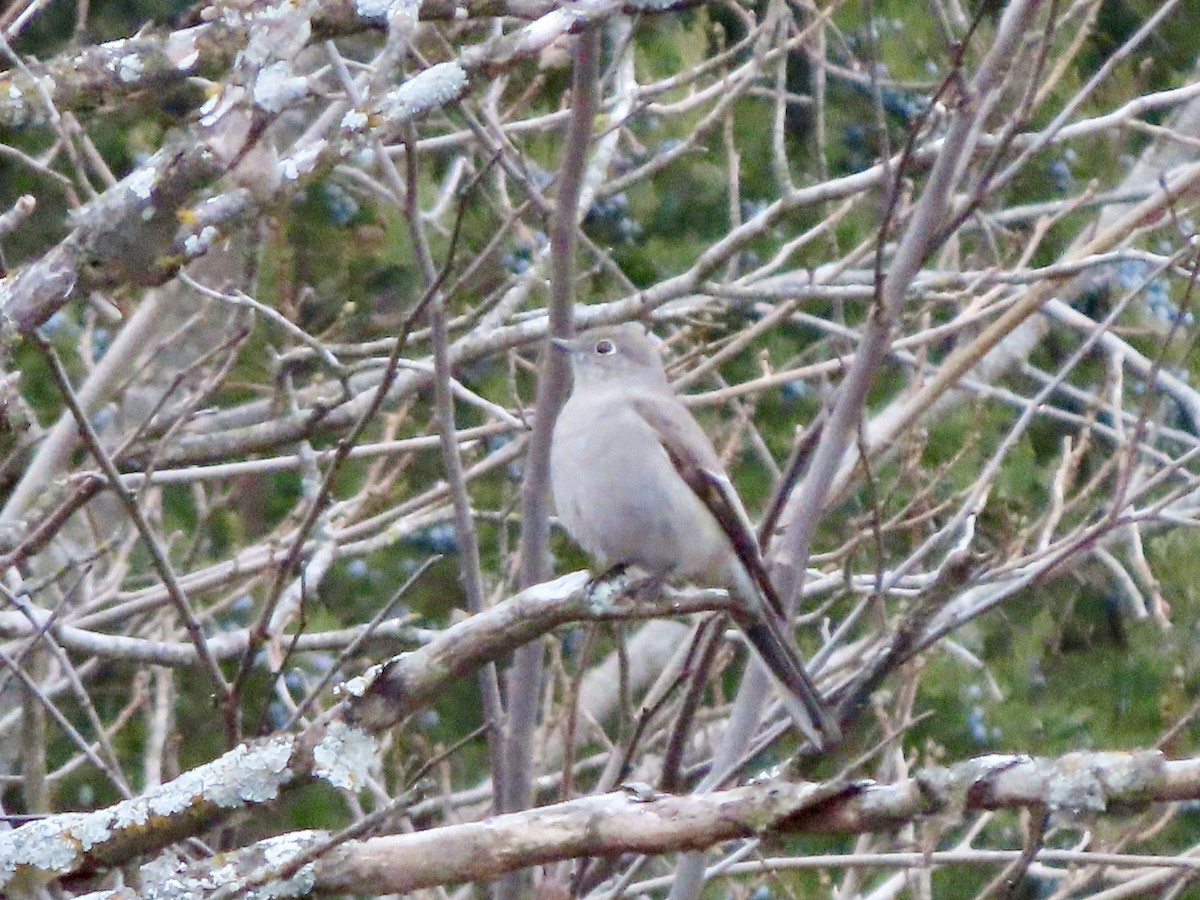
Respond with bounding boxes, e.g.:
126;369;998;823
594;339;616;355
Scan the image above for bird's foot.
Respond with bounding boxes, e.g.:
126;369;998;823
629;572;667;598
587;562;629;590
584;565;668;610
584;564;636;610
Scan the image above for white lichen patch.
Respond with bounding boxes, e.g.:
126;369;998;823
378;61;467;124
1047;766;1106;816
5;82;27;127
388;0;422;26
116;834;323;900
253;61;308;113
116;853;240;899
203;737;295;806
127;738;290;820
198;91;221;118
253;832;320;898
68;811;116;851
242;1;315;68
200;85;245;128
125;165;157;201
340;107;368;132
629;0;684;9
3;74;52;128
524;8;578;49
585;579;621;613
748;763;786;783
313;721;378;791
0;816;80;888
165;26;204;71
115;54;145;84
1102;750;1165;793
529;570;590;601
208;861;240;886
338;660;384;697
280;139;324;181
176;48;201;71
1044;751;1157;817
183;225;219;256
355;0;396;16
972;753;1025;771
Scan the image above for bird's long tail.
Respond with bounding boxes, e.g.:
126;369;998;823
739;613;840;750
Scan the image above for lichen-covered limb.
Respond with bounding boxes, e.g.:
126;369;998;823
0;0;706;337
0;720;387;892
344;571;736;729
312;780;851;894
0;736;301;891
0;0;706;134
0;570;732;671
309;751;1200;893
0;598;436;666
89;749;1200;897
0;574;733;889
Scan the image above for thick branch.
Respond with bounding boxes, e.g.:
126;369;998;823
102;748;1197;897
344;572;734;731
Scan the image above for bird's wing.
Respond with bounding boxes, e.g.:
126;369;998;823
626;393;787;622
628;392;840;748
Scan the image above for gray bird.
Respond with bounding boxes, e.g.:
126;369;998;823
549;323;838;749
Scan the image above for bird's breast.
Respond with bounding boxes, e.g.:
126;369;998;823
551;395;727;580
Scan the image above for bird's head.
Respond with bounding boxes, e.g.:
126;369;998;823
551;323;668;389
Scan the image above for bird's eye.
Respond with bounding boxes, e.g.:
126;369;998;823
594;339;615;355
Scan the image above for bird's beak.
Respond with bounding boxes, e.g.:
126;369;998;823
550;336;574;352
